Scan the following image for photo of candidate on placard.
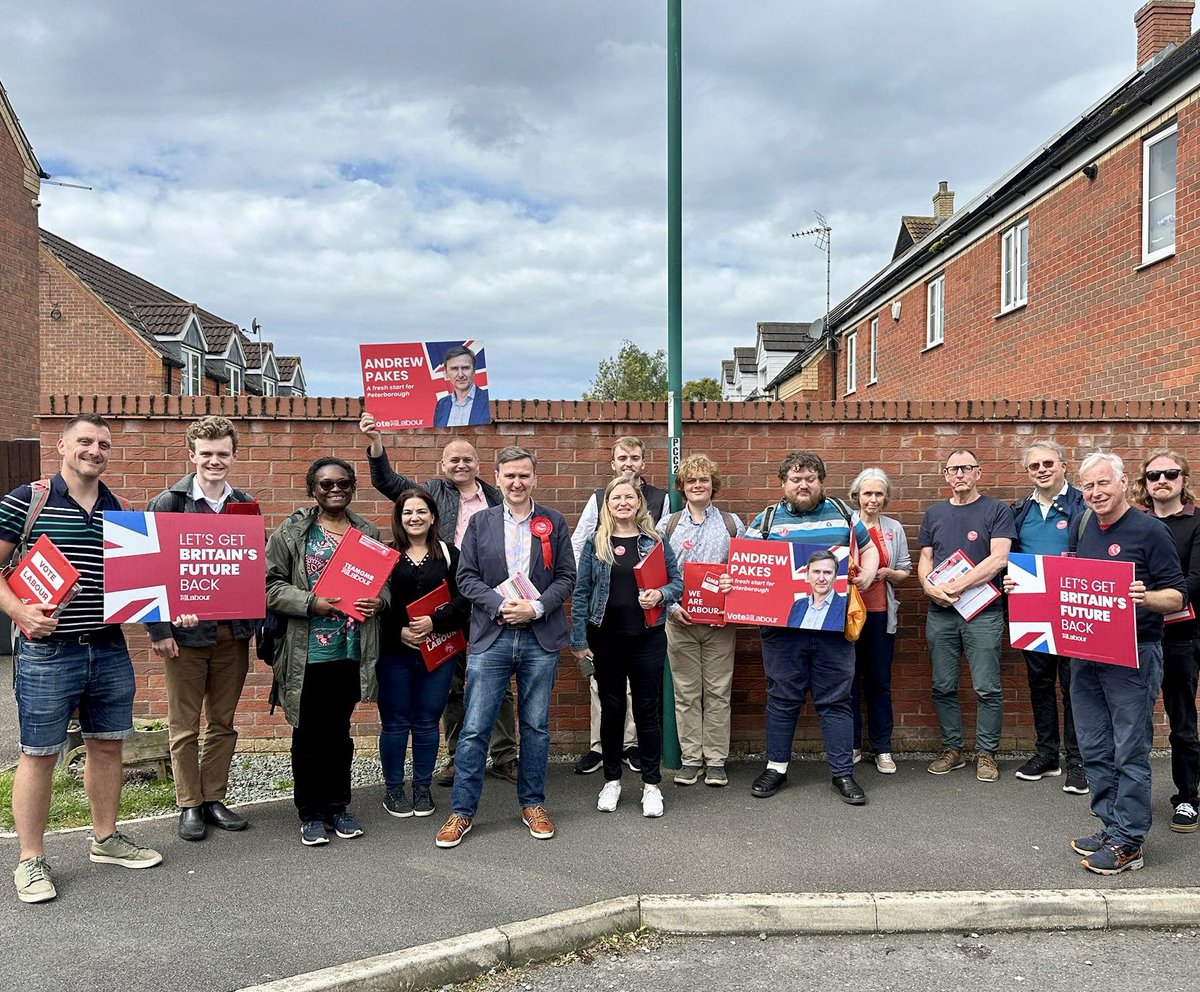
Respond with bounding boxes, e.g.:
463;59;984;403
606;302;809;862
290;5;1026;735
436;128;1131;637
785;546;850;632
359;339;491;430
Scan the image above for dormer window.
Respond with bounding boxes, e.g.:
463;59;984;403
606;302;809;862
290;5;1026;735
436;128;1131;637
228;364;243;396
181;348;202;396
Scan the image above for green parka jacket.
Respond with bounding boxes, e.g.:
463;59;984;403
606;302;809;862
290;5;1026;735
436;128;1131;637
264;506;390;727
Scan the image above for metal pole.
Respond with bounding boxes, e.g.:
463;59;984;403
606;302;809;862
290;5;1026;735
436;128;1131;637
662;0;683;770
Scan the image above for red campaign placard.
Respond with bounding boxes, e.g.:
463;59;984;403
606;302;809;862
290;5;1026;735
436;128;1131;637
6;535;81;636
723;538;850;629
311;527;401;621
360;339;490;430
1007;553;1138;667
103;512;266;623
681;562;726;625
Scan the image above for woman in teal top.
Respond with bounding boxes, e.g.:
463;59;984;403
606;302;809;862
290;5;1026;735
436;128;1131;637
265;457;388;847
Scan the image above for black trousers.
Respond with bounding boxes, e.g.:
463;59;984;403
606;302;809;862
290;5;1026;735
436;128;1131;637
291;658;360;822
1163;637;1200;807
1022;649;1080;766
589;624;665;785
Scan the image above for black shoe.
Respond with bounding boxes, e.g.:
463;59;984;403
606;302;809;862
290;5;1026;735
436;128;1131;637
203;801;248;831
832;775;867;805
1062;765;1089;795
623;746;642;773
750;768;787;798
574;750;603;775
178;806;207;841
1014;753;1062;781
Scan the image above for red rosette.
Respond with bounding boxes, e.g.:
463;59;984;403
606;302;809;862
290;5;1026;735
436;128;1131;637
531;516;553;569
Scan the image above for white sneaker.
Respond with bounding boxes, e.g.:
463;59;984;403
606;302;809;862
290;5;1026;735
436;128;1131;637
852;749;863;764
642;784;664;818
875;752;897;774
597;780;622;812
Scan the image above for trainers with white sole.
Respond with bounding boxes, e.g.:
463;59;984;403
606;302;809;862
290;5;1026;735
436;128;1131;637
88;831;162;869
14;856;56;904
875;752;897;774
642;784;664;818
597;780;622;812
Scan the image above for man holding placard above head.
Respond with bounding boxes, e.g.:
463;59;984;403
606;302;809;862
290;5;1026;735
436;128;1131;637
146;415;260;842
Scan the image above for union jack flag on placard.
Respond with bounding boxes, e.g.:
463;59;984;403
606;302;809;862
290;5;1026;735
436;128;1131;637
103;512;171;623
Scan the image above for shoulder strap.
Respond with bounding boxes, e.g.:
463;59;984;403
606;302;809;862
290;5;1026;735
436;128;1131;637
21;479;52;545
665;510;683;540
439;540;450;561
722;511;738;538
760;504;777;540
1077;508;1093;543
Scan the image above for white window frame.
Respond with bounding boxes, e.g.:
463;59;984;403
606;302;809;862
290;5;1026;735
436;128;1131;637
926;275;945;348
1143;123;1177;264
1000;219;1028;312
868;317;878;384
262;378;278;397
228;364;243;397
180;348;202;396
845;331;857;395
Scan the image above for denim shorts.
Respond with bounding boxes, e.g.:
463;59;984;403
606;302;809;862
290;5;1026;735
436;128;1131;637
14;636;135;756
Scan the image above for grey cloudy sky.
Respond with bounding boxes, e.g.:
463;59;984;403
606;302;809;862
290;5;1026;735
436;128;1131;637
7;1;1140;398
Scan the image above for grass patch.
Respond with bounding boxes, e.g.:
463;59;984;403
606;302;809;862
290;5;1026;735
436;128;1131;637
0;767;177;831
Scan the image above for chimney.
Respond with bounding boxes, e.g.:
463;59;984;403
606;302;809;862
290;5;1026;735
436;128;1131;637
1135;1;1195;68
932;180;955;221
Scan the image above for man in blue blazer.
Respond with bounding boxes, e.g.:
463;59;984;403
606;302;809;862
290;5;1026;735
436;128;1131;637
435;445;576;849
787;551;848;632
433;345;491;427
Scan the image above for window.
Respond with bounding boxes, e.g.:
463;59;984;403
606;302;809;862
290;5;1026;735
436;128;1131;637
926;275;945;348
1000;219;1028;311
228;365;243;396
262;378;278;397
181;348;202;396
1143;124;1177;262
868;317;878;383
845;331;857;394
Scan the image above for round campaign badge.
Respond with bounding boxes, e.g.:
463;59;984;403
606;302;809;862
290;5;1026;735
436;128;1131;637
967;530;979;541
614;545;627;556
683;539;695;551
1057;520;1068;530
1108;543;1121;557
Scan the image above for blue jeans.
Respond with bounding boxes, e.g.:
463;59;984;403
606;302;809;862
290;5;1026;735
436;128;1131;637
15;634;134;755
376;648;457;789
760;627;855;776
1071;644;1164;847
851;611;894;752
926;606;1004;753
451;628;560;816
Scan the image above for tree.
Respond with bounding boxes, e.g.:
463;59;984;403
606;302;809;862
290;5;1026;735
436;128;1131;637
583;340;668;401
681;376;722;402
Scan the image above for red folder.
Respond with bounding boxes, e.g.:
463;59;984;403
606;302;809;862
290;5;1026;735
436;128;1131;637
311;527;400;621
5;535;81;636
681;562;726;626
225;501;261;515
407;580;467;671
633;541;668;626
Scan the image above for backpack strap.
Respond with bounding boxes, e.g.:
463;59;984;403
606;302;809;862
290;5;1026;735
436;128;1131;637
665;510;684;540
21;479;52;547
759;504;777;540
722;511;738;538
1075;508;1094;547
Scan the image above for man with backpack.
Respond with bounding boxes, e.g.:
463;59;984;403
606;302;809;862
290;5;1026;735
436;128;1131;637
146;416;259;842
570;435;669;775
746;451;878;806
0;414;162;904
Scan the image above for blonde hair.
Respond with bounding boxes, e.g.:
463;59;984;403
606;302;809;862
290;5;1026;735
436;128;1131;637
594;476;660;563
675;453;722;497
1131;448;1195;507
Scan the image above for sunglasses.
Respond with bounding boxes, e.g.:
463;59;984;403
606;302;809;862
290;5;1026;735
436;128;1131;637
316;479;354;492
1026;460;1059;471
944;465;979;475
1146;469;1183;482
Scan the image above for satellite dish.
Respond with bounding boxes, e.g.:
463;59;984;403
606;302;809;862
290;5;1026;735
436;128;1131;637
806;317;824;341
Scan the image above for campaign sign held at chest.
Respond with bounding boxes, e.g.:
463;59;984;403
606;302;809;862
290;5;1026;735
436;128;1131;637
103;512;266;623
1007;552;1138;667
723;537;849;630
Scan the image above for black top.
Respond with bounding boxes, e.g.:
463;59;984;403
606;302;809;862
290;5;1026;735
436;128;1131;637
600;535;645;636
1152;504;1200;644
381;543;470;655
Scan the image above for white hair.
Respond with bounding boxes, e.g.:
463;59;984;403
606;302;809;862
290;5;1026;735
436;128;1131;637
1078;451;1124;478
848;467;893;507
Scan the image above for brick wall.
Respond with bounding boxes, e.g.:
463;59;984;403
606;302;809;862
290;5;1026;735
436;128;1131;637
0;125;40;440
843;92;1200;402
36;394;1200;754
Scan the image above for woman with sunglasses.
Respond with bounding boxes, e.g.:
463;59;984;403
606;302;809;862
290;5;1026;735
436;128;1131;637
266;457;388;847
377;488;469;820
571;477;683;818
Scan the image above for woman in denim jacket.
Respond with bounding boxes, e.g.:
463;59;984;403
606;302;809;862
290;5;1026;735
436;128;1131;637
572;477;683;818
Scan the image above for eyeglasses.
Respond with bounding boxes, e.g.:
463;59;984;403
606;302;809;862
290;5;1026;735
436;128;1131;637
944;465;979;475
316;479;354;492
1026;460;1059;472
1146;469;1183;482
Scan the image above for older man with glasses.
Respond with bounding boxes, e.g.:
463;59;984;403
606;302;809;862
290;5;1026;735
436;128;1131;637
917;449;1016;782
1009;440;1088;795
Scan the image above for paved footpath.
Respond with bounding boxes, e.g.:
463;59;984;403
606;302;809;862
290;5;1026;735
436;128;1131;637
3;756;1197;992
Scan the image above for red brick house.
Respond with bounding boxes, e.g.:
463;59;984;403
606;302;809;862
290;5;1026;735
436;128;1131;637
833;1;1200;402
0;81;45;440
39;230;307;399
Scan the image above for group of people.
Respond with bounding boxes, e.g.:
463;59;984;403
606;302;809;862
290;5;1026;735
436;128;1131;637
2;413;1196;905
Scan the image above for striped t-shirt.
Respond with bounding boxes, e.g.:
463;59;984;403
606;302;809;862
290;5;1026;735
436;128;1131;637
748;497;871;551
0;474;125;634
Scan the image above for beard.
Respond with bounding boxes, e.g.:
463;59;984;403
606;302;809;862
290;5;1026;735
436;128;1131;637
788;488;824;513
